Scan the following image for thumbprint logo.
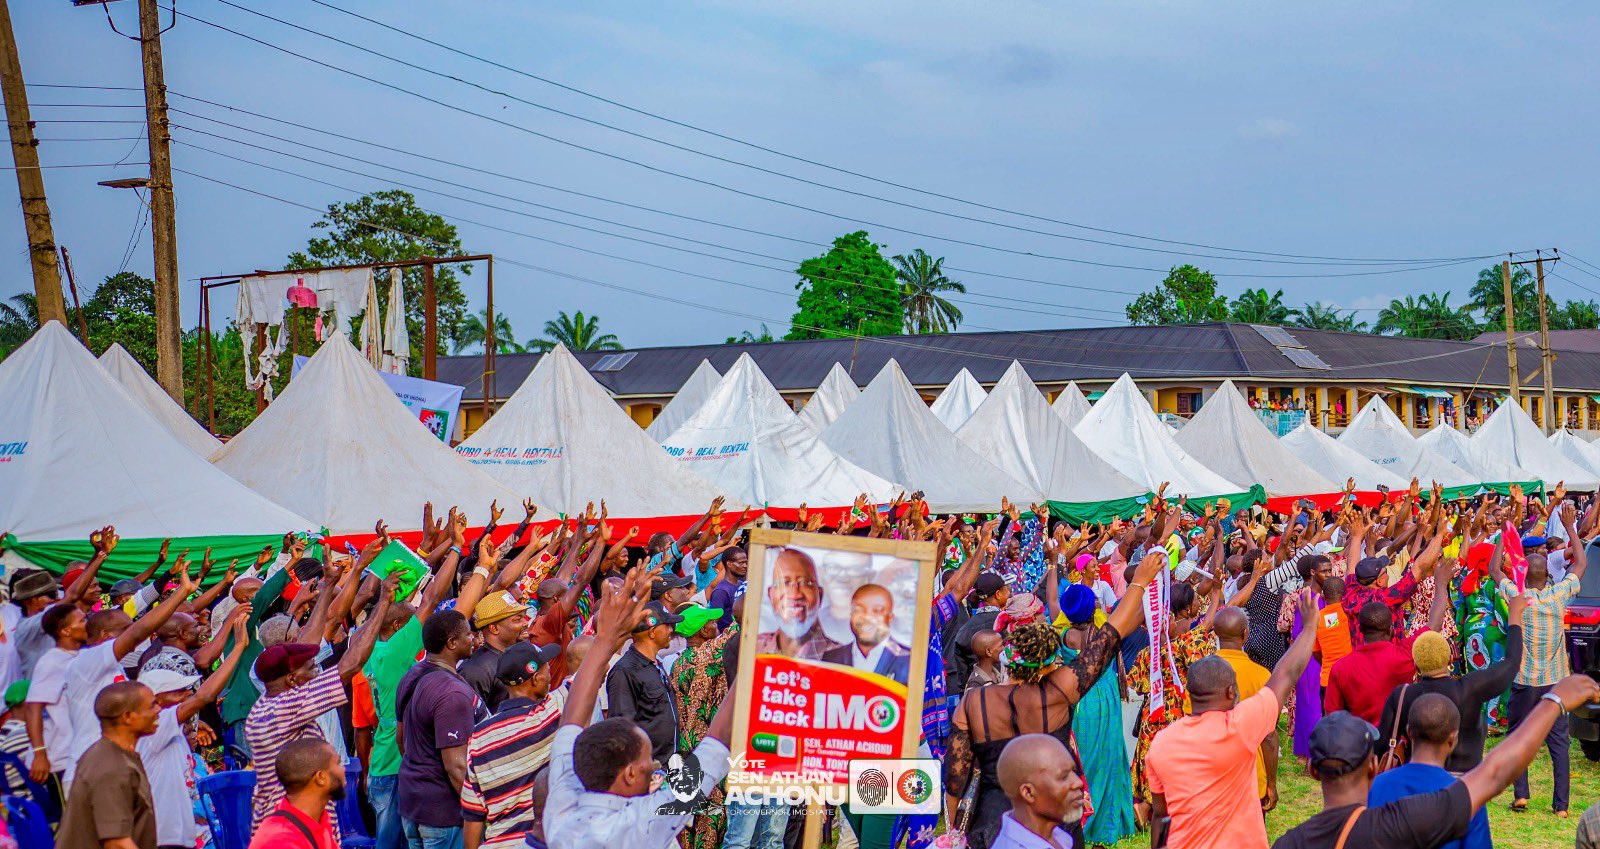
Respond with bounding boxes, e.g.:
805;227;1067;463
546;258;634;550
866;696;900;733
896;769;933;806
856;768;889;807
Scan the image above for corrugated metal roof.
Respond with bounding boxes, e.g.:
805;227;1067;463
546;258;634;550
441;322;1600;401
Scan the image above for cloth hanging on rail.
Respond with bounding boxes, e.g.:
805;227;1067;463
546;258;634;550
381;267;410;375
306;268;372;337
359;275;383;368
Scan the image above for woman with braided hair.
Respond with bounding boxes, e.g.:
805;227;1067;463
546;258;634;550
942;551;1165;849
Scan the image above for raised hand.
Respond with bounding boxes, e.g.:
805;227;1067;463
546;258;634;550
523;498;539;520
254;545;275;568
91;525;120;554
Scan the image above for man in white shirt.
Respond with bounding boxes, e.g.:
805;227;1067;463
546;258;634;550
990;734;1086;849
545;568;736;849
22;603;87;788
819;584;910;684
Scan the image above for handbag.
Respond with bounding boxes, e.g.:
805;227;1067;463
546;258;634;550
1378;684;1410;772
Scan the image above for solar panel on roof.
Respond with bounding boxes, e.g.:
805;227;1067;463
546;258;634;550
1251;324;1304;348
1280;347;1332;370
591;352;637;372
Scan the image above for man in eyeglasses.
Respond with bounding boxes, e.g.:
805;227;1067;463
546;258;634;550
754;548;841;660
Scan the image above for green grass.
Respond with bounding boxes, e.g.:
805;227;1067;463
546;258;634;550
1110;719;1600;849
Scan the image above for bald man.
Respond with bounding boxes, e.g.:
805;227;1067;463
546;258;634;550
989;733;1085;849
56;681;160;849
821;584;910;684
1213;606;1277;811
755;548;840;659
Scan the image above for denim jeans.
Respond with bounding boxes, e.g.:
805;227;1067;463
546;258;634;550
402;819;463;849
367;774;403;849
723;798;790;849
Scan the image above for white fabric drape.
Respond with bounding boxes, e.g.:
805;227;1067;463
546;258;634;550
381;267;410;375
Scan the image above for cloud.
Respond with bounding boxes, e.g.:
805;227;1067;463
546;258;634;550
1237;117;1299;139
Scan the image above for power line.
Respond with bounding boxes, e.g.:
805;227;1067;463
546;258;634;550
298;0;1500;267
167;2;1504;272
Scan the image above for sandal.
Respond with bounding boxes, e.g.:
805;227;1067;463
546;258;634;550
1511;799;1529;813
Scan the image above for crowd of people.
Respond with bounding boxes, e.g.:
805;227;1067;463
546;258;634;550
0;478;1597;849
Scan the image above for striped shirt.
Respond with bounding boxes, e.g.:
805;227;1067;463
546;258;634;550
243;668;348;830
1502;575;1581;686
460;685;569;848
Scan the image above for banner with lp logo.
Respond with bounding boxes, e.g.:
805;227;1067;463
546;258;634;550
729;529;936;791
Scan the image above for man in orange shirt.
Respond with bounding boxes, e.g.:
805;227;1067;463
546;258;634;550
1147;591;1318;849
1312;577;1353;694
250;738;343;849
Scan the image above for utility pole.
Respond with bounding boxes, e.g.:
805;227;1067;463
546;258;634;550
1502;259;1521;410
138;0;183;403
1512;252;1561;434
0;0;67;326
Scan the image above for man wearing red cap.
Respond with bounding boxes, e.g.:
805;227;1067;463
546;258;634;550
245;571;400;830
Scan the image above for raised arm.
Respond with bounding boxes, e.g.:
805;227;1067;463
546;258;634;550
188;560;238;612
559;530;610;614
192;601;248;669
416;549;464;624
113;560;195;660
130;539;172;584
1462;675;1600;810
675;497;726;552
563;567;654;728
1264;590;1318;705
339;572;401;683
1560;500;1588;581
1106;550;1166;638
64;526;118;605
177;615;250;723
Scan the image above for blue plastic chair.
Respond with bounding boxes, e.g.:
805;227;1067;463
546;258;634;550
338;758;374;849
199;770;257;849
3;795;50;849
0;753;54;824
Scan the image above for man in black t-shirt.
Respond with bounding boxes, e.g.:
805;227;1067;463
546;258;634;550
1274;674;1599;849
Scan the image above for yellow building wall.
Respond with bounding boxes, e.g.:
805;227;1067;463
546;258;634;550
627;403;660;428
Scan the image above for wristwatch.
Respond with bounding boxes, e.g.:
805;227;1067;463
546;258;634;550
1541;692;1569;715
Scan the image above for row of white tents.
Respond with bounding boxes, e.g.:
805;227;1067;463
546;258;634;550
6;320;1600;578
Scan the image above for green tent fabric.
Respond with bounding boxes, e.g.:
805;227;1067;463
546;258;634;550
1427;480;1544;502
1047;485;1265;524
2;533;289;585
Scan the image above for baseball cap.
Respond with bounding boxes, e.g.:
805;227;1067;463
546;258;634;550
11;571;58;602
674;605;723;637
633;600;686;633
109;578;143;597
3;681;28;710
1308;711;1382;778
1520;535;1547;549
141;668;202;695
1354;556;1390;584
1313;540;1344;555
473;591;529;629
254;643;318;681
650;574;694;600
973;572;1007;598
496;643;561;685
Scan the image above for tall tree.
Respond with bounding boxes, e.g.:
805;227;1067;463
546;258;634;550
1374;292;1480;339
0;293;37;358
453;308;518;354
527;310;622;352
1467;264;1541;331
1124;265;1229;325
892;249;965;334
1551;299;1600;331
786;231;901;340
286;190;471;374
81;272;159;369
1228;288;1295;325
1294;301;1369;333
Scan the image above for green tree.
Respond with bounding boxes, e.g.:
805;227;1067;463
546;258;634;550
1294;301;1369;333
82;272;159;369
892;249;965;334
1124;265;1229;325
453;308;518;354
725;324;775;344
527;310;622;352
286;190;471;374
786;231;901;340
0;293;38;358
1228;288;1295;325
1374;292;1480;339
1551;299;1600;330
1467;265;1542;331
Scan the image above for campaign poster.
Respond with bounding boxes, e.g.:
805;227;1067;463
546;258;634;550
729;529;936;790
292;355;463;441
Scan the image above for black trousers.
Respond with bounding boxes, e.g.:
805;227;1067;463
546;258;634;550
1508;682;1571;811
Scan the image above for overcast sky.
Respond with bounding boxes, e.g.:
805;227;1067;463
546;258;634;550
7;1;1600;349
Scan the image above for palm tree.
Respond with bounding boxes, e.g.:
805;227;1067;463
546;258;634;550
0;293;39;358
1467;265;1539;329
1374;292;1480;340
1294;301;1369;333
892;249;965;334
1228;288;1295;325
452;309;518;354
1551;299;1600;330
725;324;775;344
527;310;622;352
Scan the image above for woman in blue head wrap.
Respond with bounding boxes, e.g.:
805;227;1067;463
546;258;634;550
1059;582;1136;846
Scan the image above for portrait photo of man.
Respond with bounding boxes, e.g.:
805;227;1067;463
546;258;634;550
821;583;911;684
754;547;842;659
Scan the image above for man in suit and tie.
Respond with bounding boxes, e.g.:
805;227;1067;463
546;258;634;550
821;583;910;684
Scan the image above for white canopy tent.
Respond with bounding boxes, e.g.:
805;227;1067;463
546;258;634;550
1417;424;1535;485
955;362;1145;503
1073;374;1245;497
0;323;313;576
1550;429;1600;479
822;360;1041;512
929;368;987;431
1173;381;1338;498
457;344;730;524
1337;398;1476;487
1468;402;1598;490
1279;422;1409;493
645;359;721;441
661;354;897;513
798;362;859;433
213;333;530;535
98;343;222;457
1050;381;1093;428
